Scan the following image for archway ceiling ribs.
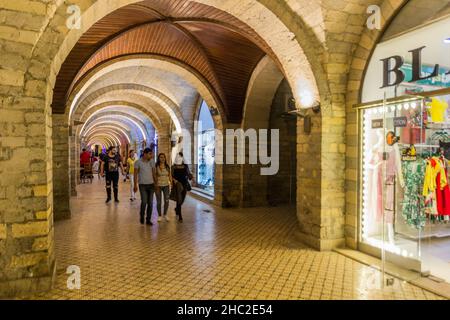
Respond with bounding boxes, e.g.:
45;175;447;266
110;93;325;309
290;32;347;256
82;113;150;140
52;0;276;123
82;120;138;141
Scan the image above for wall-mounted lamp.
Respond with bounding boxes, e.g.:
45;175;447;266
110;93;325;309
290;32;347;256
280;98;321;134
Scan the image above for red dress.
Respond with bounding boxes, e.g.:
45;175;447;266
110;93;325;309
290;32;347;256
433;158;450;216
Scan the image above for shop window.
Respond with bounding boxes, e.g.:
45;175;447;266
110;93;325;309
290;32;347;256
197;101;215;195
360;93;450;282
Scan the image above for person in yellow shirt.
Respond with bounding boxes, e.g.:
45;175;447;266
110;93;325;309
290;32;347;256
127;150;137;201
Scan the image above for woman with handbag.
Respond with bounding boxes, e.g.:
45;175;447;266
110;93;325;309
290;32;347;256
155;153;172;222
171;152;193;222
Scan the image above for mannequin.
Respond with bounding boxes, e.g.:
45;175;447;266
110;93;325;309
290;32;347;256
384;131;404;245
367;129;404;244
367;129;384;229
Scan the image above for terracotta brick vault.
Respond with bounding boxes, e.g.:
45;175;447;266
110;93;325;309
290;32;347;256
0;0;416;297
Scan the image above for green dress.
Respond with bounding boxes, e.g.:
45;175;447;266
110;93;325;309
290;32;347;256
401;160;426;230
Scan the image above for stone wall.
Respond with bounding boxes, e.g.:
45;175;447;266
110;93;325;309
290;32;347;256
268;80;297;206
52;114;70;220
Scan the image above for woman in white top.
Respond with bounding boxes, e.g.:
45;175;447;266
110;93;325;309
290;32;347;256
155;153;172;222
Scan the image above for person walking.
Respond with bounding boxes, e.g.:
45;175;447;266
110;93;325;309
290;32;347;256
171;152;193;222
127;150;137;201
155;153;172;222
133;148;156;225
100;146;125;203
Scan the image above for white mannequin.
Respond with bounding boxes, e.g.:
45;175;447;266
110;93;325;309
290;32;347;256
368;129;404;245
385;138;404;245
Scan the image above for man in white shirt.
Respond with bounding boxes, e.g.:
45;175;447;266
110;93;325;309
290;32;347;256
134;148;156;225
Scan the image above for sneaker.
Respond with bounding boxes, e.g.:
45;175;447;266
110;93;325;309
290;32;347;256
164;215;170;222
140;218;144;225
157;216;162;222
105;198;111;203
130;198;134;202
146;220;153;226
115;199;120;203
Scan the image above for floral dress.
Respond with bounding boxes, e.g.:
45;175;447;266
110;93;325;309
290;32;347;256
401;160;426;230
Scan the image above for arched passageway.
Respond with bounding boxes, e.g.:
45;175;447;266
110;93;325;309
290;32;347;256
3;0;444;300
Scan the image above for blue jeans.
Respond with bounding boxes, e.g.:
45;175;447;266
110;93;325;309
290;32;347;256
139;184;155;222
156;186;170;216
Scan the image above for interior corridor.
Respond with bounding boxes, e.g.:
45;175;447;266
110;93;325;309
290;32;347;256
23;179;442;300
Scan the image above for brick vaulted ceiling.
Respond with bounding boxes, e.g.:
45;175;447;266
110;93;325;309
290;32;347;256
53;0;278;123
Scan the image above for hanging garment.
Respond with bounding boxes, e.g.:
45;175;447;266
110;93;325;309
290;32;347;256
434;157;450;216
384;145;403;224
368;151;384;222
400;109;426;144
428;98;448;123
401;160;426;229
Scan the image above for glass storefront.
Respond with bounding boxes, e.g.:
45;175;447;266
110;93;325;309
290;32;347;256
357;12;450;284
197;101;215;195
359;92;450;282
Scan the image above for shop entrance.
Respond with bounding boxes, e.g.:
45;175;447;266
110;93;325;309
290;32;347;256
358;91;450;284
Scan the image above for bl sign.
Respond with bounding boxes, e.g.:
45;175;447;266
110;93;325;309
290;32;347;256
381;46;450;88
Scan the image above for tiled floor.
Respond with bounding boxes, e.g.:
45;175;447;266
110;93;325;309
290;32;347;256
28;178;444;300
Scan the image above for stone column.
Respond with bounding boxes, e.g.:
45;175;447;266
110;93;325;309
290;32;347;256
69;132;77;197
158;134;171;160
296;109;346;251
220;124;242;207
0;93;55;296
52;114;71;220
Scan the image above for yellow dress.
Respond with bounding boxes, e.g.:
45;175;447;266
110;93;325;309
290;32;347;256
428;98;448;123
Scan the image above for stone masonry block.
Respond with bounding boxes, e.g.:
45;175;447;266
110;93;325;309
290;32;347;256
12;221;49;238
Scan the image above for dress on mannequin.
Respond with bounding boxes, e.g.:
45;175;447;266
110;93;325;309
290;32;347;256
367;130;384;224
384;142;404;245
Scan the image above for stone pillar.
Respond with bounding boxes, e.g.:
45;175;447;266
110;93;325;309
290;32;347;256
296;109;346;251
158;134;171;160
52;114;71;220
220;124;241;207
0;93;56;296
69;132;77;197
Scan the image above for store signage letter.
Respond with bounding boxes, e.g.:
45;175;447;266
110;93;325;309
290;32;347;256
380;46;448;88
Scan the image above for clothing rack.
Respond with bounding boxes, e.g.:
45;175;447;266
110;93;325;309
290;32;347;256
398;143;440;148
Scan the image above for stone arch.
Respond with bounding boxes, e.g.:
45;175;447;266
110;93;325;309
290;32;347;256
344;0;409;249
81;113;151;143
240;55;285;207
78;101;164;135
67;55;226;131
71;84;185;132
35;0;326;114
84;126;131;144
35;0;328;214
0;0;336;296
83;123;133;142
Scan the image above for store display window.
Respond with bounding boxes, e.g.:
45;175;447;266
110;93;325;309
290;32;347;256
197;101;215;195
359;92;450;281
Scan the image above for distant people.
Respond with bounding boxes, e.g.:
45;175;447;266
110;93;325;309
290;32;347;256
133;148;156;225
127;150;137;202
155;153;172;222
80;148;91;166
92;158;100;175
171;152;193;222
100;146;125;203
